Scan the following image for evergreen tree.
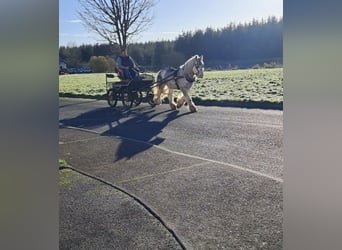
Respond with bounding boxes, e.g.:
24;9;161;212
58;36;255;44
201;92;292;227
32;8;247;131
59;16;283;70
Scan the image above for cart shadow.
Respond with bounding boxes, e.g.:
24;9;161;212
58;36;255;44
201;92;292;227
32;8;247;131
59;105;192;161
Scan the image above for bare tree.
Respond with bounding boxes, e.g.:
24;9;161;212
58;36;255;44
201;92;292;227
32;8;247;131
78;0;156;49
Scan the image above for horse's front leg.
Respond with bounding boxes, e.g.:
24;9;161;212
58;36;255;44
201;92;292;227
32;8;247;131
167;88;177;110
176;92;186;109
183;89;197;112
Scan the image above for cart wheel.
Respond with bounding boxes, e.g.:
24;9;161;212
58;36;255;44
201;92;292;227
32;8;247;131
121;90;134;108
133;92;143;106
107;89;118;107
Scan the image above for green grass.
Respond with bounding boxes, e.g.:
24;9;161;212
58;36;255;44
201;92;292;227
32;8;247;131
194;68;283;103
59;158;67;167
59;168;74;187
59;73;108;97
59;68;283;104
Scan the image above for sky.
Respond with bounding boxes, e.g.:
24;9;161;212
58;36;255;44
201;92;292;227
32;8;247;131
59;0;283;47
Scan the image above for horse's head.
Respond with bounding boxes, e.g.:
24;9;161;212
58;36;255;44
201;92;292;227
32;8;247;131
193;55;204;78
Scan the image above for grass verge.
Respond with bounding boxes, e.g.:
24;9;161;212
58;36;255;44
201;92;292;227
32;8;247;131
59;68;283;109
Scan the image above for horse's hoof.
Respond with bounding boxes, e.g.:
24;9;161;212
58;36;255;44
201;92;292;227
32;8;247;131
169;103;177;110
189;106;197;112
153;99;161;105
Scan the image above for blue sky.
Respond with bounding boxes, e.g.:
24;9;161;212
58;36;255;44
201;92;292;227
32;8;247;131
59;0;282;47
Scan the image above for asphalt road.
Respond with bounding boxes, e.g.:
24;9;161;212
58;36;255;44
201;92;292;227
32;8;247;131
59;97;283;249
59;98;282;180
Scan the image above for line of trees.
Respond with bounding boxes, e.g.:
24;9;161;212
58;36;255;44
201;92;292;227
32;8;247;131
59;16;282;72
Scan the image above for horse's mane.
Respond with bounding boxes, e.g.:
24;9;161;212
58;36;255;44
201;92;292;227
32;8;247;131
182;55;200;73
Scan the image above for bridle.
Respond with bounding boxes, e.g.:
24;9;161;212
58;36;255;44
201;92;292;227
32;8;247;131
193;58;204;76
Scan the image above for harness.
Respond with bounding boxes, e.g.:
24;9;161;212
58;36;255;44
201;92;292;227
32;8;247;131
173;68;181;89
157;65;197;90
184;73;195;83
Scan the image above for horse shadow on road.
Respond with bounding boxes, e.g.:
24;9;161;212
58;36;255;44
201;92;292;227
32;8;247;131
60;105;192;161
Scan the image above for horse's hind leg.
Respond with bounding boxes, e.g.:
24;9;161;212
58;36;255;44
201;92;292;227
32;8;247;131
167;88;177;110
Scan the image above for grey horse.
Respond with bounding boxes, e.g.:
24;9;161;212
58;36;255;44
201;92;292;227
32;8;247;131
152;55;204;112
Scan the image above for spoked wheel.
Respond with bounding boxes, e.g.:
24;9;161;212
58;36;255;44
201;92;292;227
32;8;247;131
133;92;143;106
107;89;119;107
121;90;134;108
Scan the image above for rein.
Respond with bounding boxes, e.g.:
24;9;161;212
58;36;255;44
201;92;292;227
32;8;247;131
155;68;181;89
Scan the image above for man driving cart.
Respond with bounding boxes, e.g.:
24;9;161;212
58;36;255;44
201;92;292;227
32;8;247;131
116;48;140;80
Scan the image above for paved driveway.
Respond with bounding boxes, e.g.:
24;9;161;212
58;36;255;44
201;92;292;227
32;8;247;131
59;98;283;249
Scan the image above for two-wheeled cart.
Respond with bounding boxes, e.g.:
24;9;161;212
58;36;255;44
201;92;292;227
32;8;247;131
105;72;155;108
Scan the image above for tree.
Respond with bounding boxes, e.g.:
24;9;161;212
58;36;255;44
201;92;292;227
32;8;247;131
88;56;109;72
78;0;156;49
60;16;283;69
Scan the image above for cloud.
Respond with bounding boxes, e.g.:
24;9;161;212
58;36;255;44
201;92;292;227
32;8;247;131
144;31;179;35
60;33;91;38
66;19;83;23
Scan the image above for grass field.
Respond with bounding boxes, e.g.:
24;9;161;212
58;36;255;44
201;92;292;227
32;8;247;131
59;68;283;104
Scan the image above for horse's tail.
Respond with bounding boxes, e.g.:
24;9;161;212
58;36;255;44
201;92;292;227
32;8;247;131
152;70;161;94
153;70;166;92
